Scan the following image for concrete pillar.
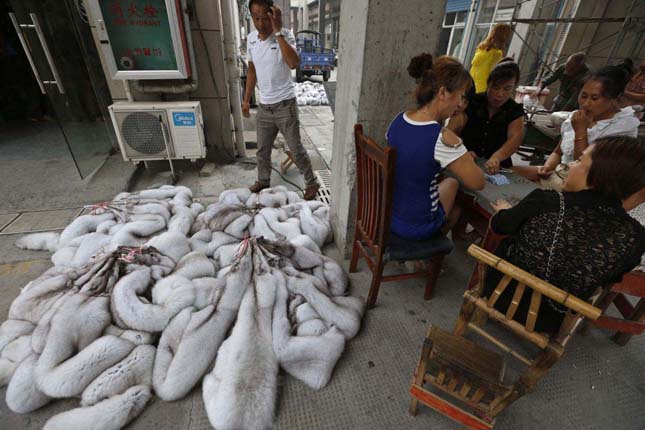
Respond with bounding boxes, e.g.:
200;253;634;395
329;0;447;257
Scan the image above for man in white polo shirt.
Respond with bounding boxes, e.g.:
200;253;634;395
243;0;319;200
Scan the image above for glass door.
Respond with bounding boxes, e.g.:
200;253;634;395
8;0;115;178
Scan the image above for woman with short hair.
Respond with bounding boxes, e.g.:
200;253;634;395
487;136;645;335
461;60;525;174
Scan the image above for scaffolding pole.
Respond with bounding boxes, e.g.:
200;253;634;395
510;0;643;85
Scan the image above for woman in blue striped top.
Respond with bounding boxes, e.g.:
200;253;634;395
387;54;484;240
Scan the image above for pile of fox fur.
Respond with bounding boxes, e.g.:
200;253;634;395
1;185;363;430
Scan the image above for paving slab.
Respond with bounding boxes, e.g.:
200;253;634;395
0;214;19;231
1;208;82;234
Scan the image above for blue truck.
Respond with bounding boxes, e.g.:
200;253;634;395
295;30;335;82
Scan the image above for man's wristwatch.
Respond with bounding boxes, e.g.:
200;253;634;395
275;29;286;38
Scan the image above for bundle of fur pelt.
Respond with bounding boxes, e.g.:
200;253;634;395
202;237;363;429
1;244;187;423
15;185;199;268
3;221;192;426
3;185;363;430
190;186;332;253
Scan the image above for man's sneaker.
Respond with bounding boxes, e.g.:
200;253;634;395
303;183;320;201
249;180;270;193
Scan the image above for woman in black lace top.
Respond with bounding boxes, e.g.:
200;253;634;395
484;136;645;335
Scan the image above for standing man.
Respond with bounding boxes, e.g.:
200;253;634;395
532;52;590;112
243;0;319;200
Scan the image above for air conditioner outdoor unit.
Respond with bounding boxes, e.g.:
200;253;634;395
109;101;206;163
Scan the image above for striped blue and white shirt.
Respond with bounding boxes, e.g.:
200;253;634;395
386;112;445;240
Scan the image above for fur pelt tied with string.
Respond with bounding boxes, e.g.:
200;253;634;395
2;185;364;430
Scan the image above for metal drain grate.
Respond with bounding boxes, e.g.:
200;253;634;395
314;169;332;205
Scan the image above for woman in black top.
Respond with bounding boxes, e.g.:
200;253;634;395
486;136;645;335
461;61;525;174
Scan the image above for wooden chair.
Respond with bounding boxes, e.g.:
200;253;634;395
409;244;602;429
349;124;453;308
590;270;645;345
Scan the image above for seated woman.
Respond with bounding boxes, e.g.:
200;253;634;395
486;136;645;335
515;66;640;188
461;60;525;174
386;53;484;241
436;80;484;178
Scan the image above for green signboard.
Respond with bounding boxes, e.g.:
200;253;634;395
90;0;189;79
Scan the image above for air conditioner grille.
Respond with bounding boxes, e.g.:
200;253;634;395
121;112;165;155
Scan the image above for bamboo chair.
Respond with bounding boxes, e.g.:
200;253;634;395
349;124;453;308
409;244;602;430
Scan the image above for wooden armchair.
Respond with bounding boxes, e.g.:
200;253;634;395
349;124;453;308
409;244;602;429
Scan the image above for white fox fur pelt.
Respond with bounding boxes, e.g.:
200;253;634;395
157;249;252;402
173;251;216;279
111;268;190;333
0;319;35;351
203;245;278;430
14;232;60;252
6;354;51;413
282;266;363;339
0;334;32;386
146;231;191;264
272;273;345;389
3;185;363;430
43;385;151;430
153;305;223;401
81;344;155;406
36;335;134;398
8;273;71;324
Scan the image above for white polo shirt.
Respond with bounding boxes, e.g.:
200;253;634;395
246;29;297;104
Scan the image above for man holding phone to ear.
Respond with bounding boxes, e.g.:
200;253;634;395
243;0;320;200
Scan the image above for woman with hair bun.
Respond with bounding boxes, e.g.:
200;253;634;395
386;54;484;241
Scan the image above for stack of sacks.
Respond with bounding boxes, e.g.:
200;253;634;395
1;185;363;430
295;81;329;106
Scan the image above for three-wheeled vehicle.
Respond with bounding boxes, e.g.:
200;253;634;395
295;30;335;82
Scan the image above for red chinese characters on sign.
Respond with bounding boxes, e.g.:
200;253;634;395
108;1;160;25
128;2;142;17
143;4;158;17
124;47;162;57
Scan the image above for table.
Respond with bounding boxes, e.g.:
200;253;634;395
452;168;538;290
453;169;538;239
